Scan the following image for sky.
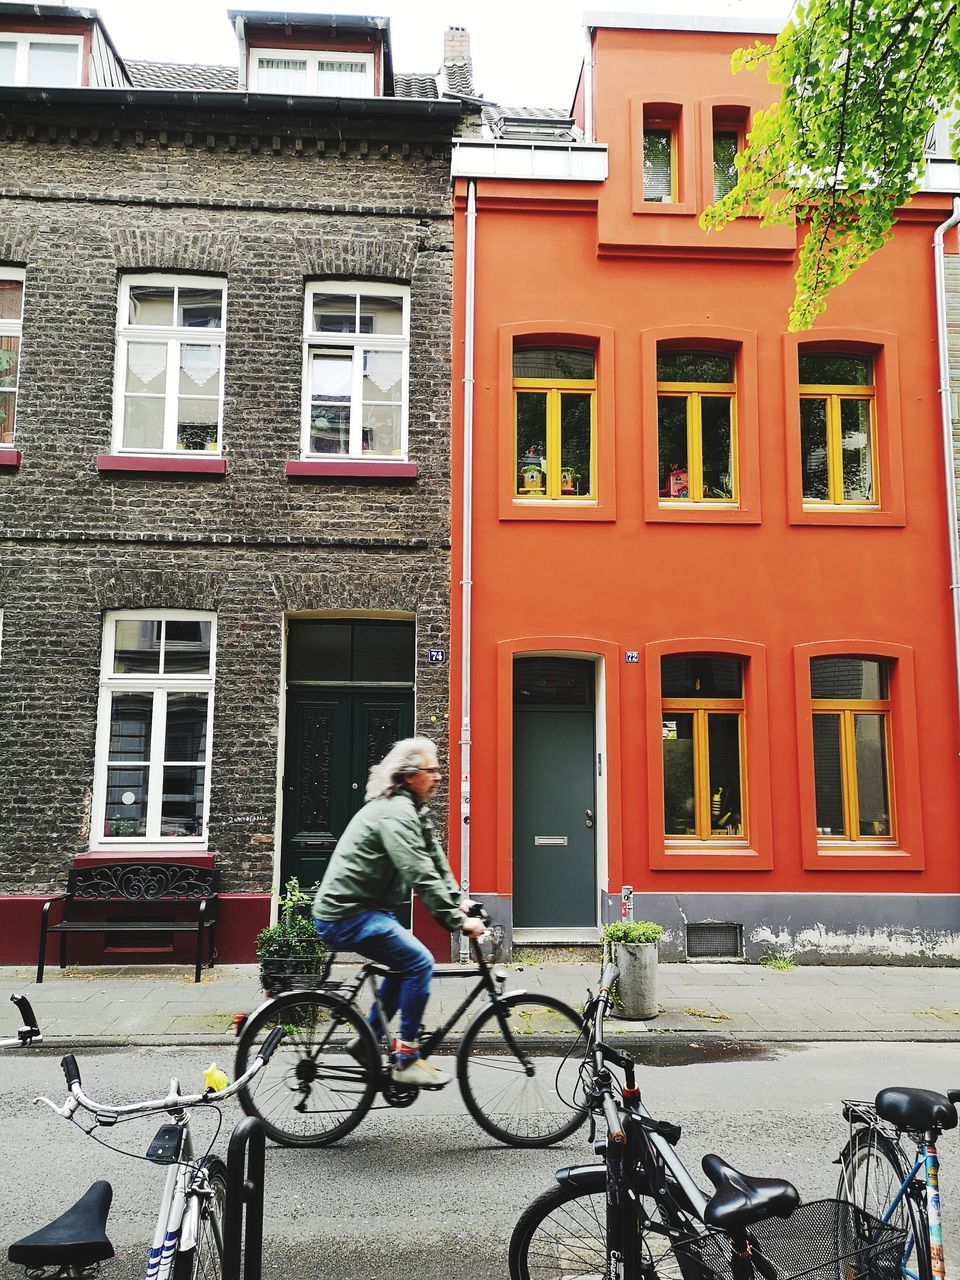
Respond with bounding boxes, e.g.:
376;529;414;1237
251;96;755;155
72;0;792;111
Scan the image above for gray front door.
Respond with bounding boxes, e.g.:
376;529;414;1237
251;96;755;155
512;657;597;928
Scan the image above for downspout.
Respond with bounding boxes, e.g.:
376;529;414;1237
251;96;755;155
583;26;594;143
933;196;960;734
458;179;477;962
235;16;247;91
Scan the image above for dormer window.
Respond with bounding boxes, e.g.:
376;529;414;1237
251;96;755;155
250;48;374;97
0;33;82;87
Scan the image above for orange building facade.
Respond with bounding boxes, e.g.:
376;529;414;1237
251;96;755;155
448;16;960;962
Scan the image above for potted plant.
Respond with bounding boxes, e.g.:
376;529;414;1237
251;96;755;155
255;877;330;995
601;919;664;1019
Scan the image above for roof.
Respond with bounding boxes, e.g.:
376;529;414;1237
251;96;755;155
394;73;438;100
0;2;129;75
126;61;239;92
481;102;579;140
226;9;390;33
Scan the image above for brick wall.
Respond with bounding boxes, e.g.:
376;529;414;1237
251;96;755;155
0;98;459;898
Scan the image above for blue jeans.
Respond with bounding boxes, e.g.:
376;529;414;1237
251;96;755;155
313;910;434;1056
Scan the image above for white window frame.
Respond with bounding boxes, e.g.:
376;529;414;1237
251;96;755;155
91;610;217;852
0;32;83;86
249;47;375;97
0;266;24;449
112;274;226;456
301;281;410;461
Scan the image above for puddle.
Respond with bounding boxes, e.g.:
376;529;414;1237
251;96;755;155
628;1039;795;1067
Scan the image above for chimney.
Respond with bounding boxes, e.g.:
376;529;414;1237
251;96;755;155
443;26;471;63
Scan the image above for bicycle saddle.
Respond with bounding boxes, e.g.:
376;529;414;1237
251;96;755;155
701;1155;800;1232
8;1180;114;1269
876;1088;958;1134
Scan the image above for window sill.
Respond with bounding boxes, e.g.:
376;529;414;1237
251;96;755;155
504;497;614;522
0;449;21;469
647;502;759;524
286;459;418;479
650;842;770;871
97;454;227;476
810;842;920;871
791;504;903;527
79;850;214;864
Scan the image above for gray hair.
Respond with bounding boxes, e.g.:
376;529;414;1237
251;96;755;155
365;736;438;801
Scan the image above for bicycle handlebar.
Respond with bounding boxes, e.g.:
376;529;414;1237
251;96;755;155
38;1029;287;1121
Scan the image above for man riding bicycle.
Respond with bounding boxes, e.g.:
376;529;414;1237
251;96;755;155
312;737;485;1088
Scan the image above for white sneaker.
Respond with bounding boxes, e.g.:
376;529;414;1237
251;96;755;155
391;1057;451;1089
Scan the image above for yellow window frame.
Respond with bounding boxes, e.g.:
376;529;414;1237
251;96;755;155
812;694;895;842
643;125;678;203
514;375;596;501
661;694;747;841
656;380;738;504
800;383;878;506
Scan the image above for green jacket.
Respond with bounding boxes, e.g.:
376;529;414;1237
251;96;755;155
311;791;464;931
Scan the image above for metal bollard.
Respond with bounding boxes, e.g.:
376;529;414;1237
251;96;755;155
620;885;634;923
223;1115;266;1280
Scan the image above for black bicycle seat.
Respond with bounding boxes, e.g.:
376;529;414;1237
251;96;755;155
876;1088;958;1134
701;1155;799;1232
8;1181;114;1269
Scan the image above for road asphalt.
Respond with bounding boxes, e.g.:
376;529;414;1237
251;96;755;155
3;957;960;1046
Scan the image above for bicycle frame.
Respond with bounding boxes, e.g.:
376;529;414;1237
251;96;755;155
332;939;515;1062
143;1090;220;1280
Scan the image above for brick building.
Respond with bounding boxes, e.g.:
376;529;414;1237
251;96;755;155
0;5;474;962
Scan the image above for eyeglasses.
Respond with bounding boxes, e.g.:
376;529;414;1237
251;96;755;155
413;767;442;776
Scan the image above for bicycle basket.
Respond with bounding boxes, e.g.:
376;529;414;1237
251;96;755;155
259;952;333;996
676;1200;907;1280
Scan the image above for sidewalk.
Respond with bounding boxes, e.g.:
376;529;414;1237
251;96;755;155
5;959;960;1046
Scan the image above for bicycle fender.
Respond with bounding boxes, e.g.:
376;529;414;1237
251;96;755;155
178;1195;200;1253
555;1164;607;1190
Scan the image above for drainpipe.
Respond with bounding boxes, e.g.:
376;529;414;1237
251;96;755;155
234;16;247;91
933;196;960;736
582;26;594;143
458;179;477;962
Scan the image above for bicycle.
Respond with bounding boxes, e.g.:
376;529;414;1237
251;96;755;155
234;903;588;1148
3;993;41;1047
8;1027;285;1280
837;1085;960;1280
509;962;907;1280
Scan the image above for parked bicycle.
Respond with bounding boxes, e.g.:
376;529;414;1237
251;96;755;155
3;993;41;1047
837;1084;960;1280
234;903;588;1148
509;963;907;1280
8;1029;284;1280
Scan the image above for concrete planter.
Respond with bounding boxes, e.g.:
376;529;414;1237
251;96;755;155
615;941;659;1019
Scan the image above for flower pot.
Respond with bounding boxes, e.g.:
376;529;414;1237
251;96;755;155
615;941;658;1019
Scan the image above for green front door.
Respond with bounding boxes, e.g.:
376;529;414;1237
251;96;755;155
280;619;414;897
513;657;597;928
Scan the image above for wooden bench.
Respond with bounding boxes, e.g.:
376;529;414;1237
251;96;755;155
37;863;220;984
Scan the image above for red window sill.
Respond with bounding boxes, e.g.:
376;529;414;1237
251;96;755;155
286;459;418;479
78;851;213;865
97;454;227;476
0;449;21;469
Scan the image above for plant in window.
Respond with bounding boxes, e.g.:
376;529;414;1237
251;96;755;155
657;350;737;504
514;346;595;501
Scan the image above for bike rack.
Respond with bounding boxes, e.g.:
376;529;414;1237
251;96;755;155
223;1116;266;1280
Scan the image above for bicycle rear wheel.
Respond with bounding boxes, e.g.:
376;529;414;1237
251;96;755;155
509;1174;688;1280
456;993;588;1147
173;1156;227;1280
234;990;379;1147
837;1126;932;1280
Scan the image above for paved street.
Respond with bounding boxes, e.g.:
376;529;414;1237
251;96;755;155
2;1041;958;1279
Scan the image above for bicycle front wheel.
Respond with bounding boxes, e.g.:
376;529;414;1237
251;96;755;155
235;990;379;1147
173;1156;227;1280
837;1126;932;1280
509;1175;688;1280
457;993;588;1147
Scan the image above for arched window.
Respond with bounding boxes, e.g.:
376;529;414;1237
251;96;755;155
799;351;877;506
514;345;596;501
657;349;737;504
